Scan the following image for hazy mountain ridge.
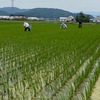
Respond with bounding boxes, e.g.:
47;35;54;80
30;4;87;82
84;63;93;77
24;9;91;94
0;7;94;19
0;9;9;15
0;7;30;14
20;8;77;18
85;11;100;17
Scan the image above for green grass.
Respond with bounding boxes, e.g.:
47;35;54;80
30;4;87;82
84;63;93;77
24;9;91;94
0;20;100;100
0;21;99;47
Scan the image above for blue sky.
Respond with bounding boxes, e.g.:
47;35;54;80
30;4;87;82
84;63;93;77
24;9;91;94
0;0;100;13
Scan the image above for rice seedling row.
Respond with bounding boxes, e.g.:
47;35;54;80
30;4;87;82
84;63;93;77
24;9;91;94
0;21;100;100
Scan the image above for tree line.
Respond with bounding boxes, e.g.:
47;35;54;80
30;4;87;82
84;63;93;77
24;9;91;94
75;11;90;22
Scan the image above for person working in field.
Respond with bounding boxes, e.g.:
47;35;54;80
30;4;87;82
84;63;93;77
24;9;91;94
60;22;67;29
78;20;82;28
23;22;31;31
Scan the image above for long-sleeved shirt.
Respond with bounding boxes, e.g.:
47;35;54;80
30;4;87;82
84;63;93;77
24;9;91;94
23;22;29;28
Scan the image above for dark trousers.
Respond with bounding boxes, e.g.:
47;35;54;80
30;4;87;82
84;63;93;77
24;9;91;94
78;24;82;28
24;27;30;31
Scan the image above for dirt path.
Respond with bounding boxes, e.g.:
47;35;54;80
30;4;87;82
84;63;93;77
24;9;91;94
91;76;100;100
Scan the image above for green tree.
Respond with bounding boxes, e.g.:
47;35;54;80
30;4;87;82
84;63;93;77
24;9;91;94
75;12;90;22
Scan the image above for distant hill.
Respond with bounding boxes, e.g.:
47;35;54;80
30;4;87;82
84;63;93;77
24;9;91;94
0;7;94;19
19;8;77;18
85;12;100;17
0;10;9;15
0;7;30;14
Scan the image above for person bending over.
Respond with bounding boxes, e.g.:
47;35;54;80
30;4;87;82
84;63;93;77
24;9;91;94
23;22;30;31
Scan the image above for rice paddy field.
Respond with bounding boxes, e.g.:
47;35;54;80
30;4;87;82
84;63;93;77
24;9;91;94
0;20;100;100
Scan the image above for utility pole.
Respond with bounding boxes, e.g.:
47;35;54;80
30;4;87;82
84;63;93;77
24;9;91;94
11;0;14;14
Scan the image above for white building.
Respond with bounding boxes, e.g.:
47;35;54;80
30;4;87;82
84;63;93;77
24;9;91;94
67;16;75;22
93;16;100;22
0;16;10;19
59;16;75;22
27;17;39;20
59;17;67;22
0;15;25;20
10;14;25;19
